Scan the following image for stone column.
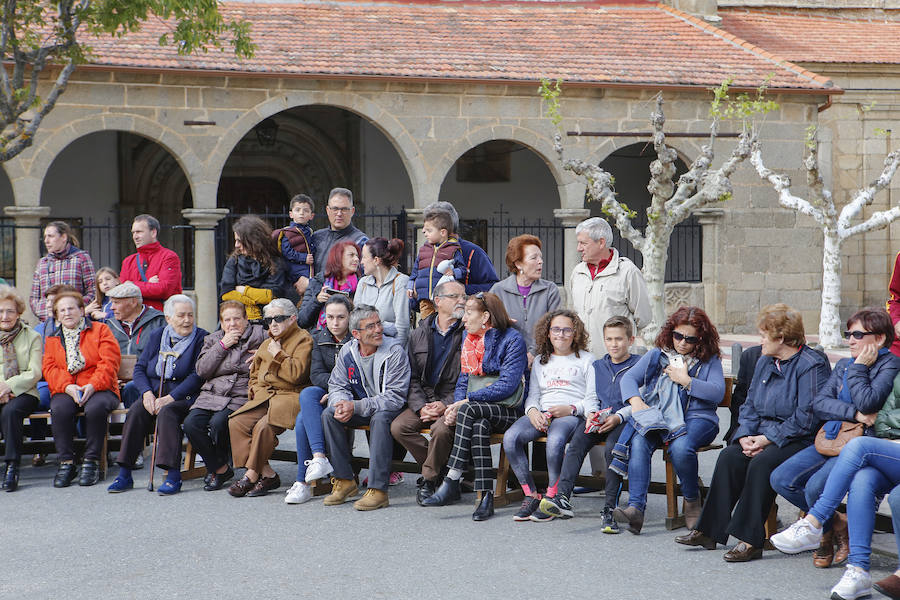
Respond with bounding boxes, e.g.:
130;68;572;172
553;208;590;306
405;207;426;252
695;207;725;327
182;208;229;332
4;205;51;322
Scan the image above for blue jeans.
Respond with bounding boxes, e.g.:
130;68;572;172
628;417;718;512
121;381;140;408
807;436;900;569
770;444;838;530
295;386;327;481
502;415;579;494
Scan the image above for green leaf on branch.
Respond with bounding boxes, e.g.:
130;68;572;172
538;77;563;128
709;74;779;124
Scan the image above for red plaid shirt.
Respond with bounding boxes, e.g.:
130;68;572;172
29;245;96;321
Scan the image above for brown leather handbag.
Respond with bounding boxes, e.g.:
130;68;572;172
814;422;864;456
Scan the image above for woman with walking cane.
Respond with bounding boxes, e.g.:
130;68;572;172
108;295;207;495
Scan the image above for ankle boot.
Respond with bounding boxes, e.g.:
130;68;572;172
422;477;461;507
3;462;19;492
684;498;702;530
472;491;494;521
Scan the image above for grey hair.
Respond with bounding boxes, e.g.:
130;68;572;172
328;187;353;206
433;279;465;298
263;298;298;318
424;201;459;234
134;214;161;234
349;303;380;332
163;294;195;317
575;217;613;245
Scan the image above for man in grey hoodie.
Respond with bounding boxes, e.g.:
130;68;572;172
321;304;410;511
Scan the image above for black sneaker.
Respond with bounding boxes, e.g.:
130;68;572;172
529;509;556;522
601;507;620;534
539;494;574;519
513;496;540;521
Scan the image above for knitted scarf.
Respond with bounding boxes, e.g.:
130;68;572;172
0;320;23;379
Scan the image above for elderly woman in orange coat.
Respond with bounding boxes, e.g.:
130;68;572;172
228;298;313;498
43;290;121;488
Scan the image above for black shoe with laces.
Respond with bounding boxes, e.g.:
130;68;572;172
601;507;620;534
513;496;540;521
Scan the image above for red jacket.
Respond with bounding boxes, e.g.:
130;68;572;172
888;251;900;356
42;321;121;397
120;241;183;310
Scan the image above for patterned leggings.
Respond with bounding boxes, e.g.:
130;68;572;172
446;402;519;492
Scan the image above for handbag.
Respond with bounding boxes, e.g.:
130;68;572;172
814;421;864;456
466;374;524;409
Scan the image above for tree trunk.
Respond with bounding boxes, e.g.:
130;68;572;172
641;231;669;342
819;228;844;349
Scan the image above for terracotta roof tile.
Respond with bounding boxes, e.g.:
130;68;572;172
721;8;900;64
79;1;834;90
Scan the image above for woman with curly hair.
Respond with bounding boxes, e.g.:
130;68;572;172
613;306;725;534
297;241;360;330
500;309;594;521
220;216;287;322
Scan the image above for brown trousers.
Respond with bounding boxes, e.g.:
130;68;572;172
229;404;285;473
390;407;454;482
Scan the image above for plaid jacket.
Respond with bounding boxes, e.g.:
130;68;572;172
29;245;96;321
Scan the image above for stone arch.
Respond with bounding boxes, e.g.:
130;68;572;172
204;91;426;209
21;113;203;204
430;125;570;203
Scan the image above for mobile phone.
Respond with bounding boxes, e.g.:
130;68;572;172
670;355;684;369
74;389;83;404
324;287;349;296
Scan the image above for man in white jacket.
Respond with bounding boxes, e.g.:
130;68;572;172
569;217;651;356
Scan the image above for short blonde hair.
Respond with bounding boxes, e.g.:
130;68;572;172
757;303;806;348
0;285;26;315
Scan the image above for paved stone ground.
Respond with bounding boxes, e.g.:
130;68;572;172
4;408;897;600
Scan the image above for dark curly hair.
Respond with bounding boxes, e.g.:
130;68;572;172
231;215;280;275
534;309;590;365
654;305;719;362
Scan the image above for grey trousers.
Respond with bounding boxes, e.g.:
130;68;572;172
322;405;401;491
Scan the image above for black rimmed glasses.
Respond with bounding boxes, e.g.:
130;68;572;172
673;331;700;344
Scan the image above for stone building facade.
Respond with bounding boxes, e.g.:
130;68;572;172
0;1;842;335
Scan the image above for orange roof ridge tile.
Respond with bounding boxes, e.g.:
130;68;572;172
659;3;838;90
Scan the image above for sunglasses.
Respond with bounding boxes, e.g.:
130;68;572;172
263;314;292;326
672;331;700;344
843;330;876;340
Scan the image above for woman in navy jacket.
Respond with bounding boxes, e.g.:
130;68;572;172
423;292;527;521
770;307;900;568
614;306;724;534
108;295;208;495
676;303;832;562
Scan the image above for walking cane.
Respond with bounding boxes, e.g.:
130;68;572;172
148;350;179;492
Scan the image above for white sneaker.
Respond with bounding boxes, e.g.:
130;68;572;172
304;457;333;483
284;481;312;504
830;565;872;600
770;518;823;554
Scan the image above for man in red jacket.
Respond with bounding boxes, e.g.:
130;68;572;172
120;214;182;311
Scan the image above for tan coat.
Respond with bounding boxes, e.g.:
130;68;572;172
230;323;313;429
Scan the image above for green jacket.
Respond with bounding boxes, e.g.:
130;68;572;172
874;372;900;439
1;325;42;399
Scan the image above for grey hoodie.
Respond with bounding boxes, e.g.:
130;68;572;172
327;338;411;417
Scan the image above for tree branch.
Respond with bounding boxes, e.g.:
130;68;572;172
837;149;900;236
751;141;827;227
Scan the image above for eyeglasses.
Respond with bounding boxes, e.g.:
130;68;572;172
437;293;464;300
327;205;353;213
356;320;383;332
844;330;876;340
550;327;575;337
672;331;700;344
263;314;291;326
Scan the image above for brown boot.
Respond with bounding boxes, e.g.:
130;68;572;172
684;498;702;531
812;530;834;568
833;512;850;565
353;488;389;511
323;477;359;506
